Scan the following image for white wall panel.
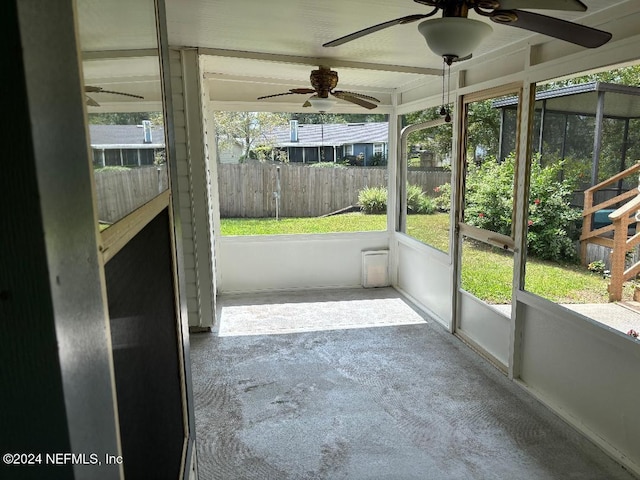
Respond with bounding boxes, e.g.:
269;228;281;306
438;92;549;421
518;295;640;474
218;232;389;293
395;235;452;329
458;291;510;368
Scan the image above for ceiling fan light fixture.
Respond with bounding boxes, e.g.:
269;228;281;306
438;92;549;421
418;17;492;61
308;96;337;112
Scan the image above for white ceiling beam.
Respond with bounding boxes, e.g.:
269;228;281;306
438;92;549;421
197;47;442;76
82;49;158;60
203;73;394;94
83;76;161;85
86;101;162;113
207;100;393;115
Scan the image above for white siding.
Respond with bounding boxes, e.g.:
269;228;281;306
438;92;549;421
170;48;216;328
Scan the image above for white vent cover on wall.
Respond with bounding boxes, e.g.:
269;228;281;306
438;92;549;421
362;250;389;288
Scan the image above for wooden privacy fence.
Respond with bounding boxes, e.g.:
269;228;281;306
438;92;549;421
218;162;450;218
94;166;169;223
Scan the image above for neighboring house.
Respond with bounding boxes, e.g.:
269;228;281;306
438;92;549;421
89;121;165;167
216;136;244;164
266;120;389;165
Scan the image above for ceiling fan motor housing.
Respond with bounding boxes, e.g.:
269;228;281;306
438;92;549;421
311;67;338;98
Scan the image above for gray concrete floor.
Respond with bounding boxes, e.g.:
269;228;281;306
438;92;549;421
191;288;636;480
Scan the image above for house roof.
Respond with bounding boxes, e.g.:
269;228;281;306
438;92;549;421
89;124;165;148
494;82;640;119
267;122;388;148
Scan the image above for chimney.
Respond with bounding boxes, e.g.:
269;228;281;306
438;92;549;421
289;120;298;143
142;120;152;143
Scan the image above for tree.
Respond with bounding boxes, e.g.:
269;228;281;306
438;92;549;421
290;113;346;124
540;64;640;90
212;111;288;161
402;107;453;164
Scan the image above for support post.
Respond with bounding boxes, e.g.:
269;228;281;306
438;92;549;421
591;90;605;186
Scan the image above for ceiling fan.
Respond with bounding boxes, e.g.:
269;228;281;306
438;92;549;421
324;0;612;65
257;66;380;110
84;85;144;107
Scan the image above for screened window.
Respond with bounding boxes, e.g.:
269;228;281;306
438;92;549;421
522;70;640;339
399;110;452;254
216;113;388;236
458;90;519;305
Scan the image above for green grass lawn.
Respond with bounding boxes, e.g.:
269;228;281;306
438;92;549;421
220;212;614;304
221;212;387;235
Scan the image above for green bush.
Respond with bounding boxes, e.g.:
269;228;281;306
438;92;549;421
94;166;131;172
526;157;582;262
418;195;436;214
369;153;387;166
463;156;515;236
433;183;451;212
464;153;581;263
310;162;347;169
358;184;436;215
407;184;435;214
358;186;387;214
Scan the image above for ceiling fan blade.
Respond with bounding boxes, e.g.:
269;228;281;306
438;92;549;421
257;88;317;100
323;13;436;47
333;90;380;103
257;92;296;100
332;92;378;110
496;0;587;11
84;85;144;99
86;95;100;107
289;88;317;94
492;10;612;48
96;89;144;99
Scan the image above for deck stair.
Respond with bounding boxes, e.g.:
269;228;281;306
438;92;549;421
580;162;640;301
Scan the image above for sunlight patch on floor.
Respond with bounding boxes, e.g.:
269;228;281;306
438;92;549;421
217;297;427;337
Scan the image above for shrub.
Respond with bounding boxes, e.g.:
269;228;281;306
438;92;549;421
408;157;421;168
310;162;347;169
94;166;131;172
358;184;436;215
464;153;581;263
407;184;435;214
358;186;387;214
433;183;451;212
369;153;387;166
418;195;436;214
526;158;582;262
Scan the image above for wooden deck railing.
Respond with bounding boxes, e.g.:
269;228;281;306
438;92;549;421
608;197;640;300
580;162;640;301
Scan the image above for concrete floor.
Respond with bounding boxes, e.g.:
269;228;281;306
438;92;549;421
191;288;636;480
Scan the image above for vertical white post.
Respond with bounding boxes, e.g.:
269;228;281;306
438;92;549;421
509;81;534;380
387;93;400;286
